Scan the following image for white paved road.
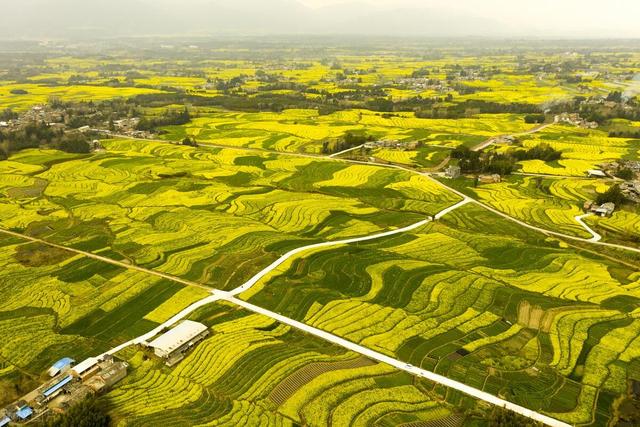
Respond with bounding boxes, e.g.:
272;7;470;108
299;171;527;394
328;144;364;158
227;297;571;427
228;215;438;296
574;213;602;242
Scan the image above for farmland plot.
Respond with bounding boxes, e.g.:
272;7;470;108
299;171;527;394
244;204;640;425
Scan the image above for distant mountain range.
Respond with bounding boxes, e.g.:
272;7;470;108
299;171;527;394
0;0;514;39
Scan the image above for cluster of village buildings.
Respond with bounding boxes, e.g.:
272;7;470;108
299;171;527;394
0;105;65;132
364;139;422;151
0;105;152;140
554;113;599;129
1;320;209;425
0;357;127;426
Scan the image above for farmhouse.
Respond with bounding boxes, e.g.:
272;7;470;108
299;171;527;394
621;181;640;202
39;375;74;404
148;320;209;366
584;201;616;217
595;202;616;217
71;357;100;380
14;405;33;422
554;113;598;129
444;165;461;179
84;360;128;393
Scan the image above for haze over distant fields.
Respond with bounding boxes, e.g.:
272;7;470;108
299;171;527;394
1;0;639;39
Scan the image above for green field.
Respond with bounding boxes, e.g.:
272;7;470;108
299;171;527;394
243;203;640;425
0;139;458;292
104;303;457;426
1;42;640;426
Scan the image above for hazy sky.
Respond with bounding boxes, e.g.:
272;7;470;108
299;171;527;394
298;0;640;37
1;0;639;39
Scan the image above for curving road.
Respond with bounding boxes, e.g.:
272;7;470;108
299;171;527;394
338;157;640;255
8;129;627;426
574;213;602;243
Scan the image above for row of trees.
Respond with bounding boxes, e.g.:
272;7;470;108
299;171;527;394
129;89;543;118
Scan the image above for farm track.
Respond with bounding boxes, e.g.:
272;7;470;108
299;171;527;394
328;143;365;158
470;123;552;152
0;228;214;292
574;213;602;242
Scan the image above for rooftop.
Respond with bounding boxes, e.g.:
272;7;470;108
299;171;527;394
149;320;208;355
43;375;73;398
15;406;33;420
72;357;100;375
588;169;607;177
51;357;75;370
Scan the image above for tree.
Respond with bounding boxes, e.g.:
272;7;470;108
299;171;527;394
56;134;92;153
37;397;111;427
524;114;545;124
606;91;623;103
616;168;635;181
512;144;562;162
596;184;626;206
487;406;541;427
181;136;198;147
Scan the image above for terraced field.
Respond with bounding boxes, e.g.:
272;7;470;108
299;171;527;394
0;232;199;402
2;48;640;427
244;203;640;426
160;110;531;154
105;303;457;427
0;139;458;292
450;174;640;245
0;137;465;406
515;124;640;177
